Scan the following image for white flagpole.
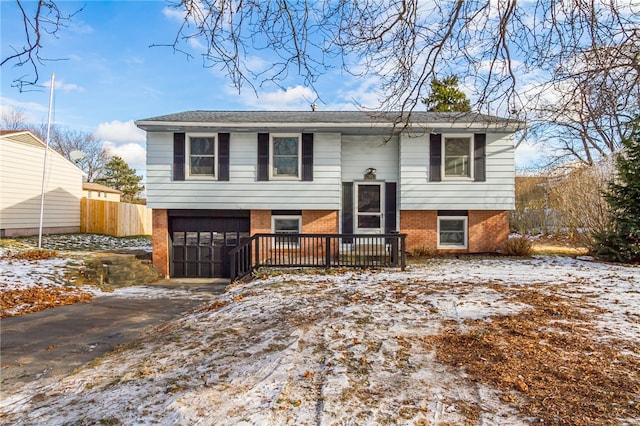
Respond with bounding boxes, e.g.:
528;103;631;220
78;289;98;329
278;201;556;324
38;73;55;250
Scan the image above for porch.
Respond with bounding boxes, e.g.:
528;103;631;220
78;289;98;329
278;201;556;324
229;233;407;281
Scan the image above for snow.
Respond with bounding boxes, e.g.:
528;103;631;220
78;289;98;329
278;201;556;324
1;256;639;425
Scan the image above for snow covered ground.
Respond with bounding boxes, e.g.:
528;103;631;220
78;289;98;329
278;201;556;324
1;255;638;425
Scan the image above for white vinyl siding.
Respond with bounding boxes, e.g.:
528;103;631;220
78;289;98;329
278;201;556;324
0;135;83;233
341;135;399;182
146;132;341;209
399;132;515;210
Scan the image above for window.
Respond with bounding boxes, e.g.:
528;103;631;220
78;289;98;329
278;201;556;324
272;215;302;247
187;134;216;178
437;216;468;249
271;134;301;179
443;136;472;178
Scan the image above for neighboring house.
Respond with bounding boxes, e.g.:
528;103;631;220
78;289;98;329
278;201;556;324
135;111;524;279
82;182;123;202
0;130;84;237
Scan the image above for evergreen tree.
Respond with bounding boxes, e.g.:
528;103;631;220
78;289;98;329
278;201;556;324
95;156;144;204
423;75;472;112
593;124;640;263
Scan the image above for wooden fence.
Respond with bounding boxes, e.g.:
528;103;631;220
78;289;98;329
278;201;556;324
81;199;152;237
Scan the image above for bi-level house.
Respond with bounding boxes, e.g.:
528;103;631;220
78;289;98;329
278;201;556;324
135;111;523;279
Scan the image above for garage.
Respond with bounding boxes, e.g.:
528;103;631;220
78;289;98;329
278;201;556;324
168;210;250;278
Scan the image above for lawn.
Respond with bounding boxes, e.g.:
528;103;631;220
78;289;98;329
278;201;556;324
1;250;638;425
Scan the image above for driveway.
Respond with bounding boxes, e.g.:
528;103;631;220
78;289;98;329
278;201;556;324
0;280;227;387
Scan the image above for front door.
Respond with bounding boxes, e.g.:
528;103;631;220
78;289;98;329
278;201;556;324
355;182;384;234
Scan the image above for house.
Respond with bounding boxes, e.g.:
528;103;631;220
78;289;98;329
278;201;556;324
82;182;123;202
135;111;524;279
0;130;84;237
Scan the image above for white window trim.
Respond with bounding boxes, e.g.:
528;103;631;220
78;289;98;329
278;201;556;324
272;215;302;248
186;133;217;180
437;216;468;249
270;133;302;180
442;134;474;181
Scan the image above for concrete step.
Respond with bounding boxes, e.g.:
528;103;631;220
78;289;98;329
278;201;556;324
84;253;160;288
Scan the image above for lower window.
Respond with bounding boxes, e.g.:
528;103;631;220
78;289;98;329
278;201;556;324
272;215;302;247
437;216;468;249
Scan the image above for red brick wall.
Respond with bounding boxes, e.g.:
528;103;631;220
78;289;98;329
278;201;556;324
400;210;438;252
468;210;509;252
400;210;509;254
250;210;271;235
302;210;339;233
152;209;169;278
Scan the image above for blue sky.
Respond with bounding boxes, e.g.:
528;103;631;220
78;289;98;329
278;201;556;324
1;1;540;175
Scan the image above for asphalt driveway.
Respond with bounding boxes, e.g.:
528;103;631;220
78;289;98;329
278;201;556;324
0;280;227;387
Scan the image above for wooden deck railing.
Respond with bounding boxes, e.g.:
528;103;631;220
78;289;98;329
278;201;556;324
229;233;406;281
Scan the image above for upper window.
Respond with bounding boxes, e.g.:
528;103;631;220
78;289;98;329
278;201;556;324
437;216;468;249
187;134;216;178
271;134;301;179
443;136;472;178
272;215;302;247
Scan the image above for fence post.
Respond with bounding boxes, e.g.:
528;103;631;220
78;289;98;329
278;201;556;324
325;237;332;268
400;235;406;271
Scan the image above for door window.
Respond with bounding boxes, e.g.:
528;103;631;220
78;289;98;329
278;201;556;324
356;183;383;231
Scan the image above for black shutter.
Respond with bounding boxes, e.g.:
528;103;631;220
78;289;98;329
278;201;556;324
173;133;185;181
384;182;397;233
474;133;486;182
429;133;442;182
301;133;314;181
342;182;354;242
257;133;269;181
218;133;230;181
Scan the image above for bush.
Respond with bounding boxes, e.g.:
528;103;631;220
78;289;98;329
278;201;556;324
501;236;533;256
411;244;435;257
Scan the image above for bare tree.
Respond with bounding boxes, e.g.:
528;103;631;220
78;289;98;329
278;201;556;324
0;107;30;130
1;1;82;91
3;1;639;162
30;124;111;181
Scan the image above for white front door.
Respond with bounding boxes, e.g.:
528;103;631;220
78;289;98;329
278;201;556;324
355;182;384;234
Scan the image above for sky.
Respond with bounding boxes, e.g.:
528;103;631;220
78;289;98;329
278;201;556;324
1;1;542;176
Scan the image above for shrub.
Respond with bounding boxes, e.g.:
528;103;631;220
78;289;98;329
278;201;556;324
411;244;435;257
501;236;533;256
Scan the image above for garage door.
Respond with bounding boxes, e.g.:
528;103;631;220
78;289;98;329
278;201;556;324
169;210;250;278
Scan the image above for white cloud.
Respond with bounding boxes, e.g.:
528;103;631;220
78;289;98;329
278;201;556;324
232;85;318;110
94;120;145;144
103;141;146;173
515;140;545;170
43;77;84;92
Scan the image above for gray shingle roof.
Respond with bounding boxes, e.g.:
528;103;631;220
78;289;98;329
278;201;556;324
137;110;517;125
135;110;525;134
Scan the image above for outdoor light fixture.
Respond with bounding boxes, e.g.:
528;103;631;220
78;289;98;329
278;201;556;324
364;168;377;180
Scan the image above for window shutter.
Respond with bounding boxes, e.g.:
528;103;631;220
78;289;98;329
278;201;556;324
257;133;269;181
384;182;397;233
474;133;486;182
301;133;314;181
173;133;185;181
342;182;354;243
218;133;230;181
429;133;442;182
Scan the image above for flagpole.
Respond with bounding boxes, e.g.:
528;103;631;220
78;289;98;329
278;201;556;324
38;73;55;250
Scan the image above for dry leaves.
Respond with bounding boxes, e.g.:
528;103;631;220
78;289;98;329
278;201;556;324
424;287;640;425
0;285;92;318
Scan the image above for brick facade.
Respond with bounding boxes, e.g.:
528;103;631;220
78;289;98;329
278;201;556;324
151;209;169;278
468;210;509;252
400;210;509;254
400;210;438;252
301;210;339;233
